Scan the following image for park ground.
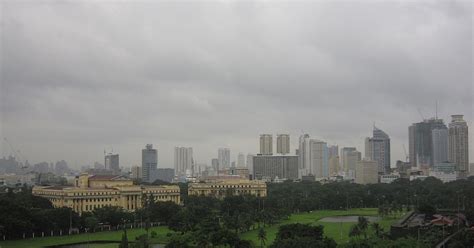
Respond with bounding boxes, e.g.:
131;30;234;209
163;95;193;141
0;208;402;248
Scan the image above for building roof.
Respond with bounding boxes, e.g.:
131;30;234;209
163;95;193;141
88;175;126;180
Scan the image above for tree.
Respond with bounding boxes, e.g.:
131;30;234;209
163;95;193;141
119;228;129;248
258;227;267;247
84;216;99;232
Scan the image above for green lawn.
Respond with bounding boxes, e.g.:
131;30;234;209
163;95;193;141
240;208;403;246
0;226;172;248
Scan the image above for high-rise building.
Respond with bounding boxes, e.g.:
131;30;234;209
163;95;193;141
448;115;469;177
298;134;311;176
253;155;298;180
174;147;193;177
355;159;378;185
309;140;329;178
142;144;157;182
432;127;448;166
328;156;340;176
260;134;273;155
237;153;246;168
105;153;120;174
408;118;447;168
211;158;219;172
328;145;339;158
247;154;254;176
276;134;290;155
364;126;391;175
218;148;230;169
341;147;361;178
131;165;142;179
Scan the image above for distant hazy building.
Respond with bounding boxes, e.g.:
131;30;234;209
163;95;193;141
131;166;142;179
365;126;391;175
448;115;469;177
298;134;311;177
211;158;219;172
432;127;448;166
409;118;447;168
247;154;254;176
252;155;298;180
174;147;193;177
105;153;120;174
188;179;267;198
54;160;70;175
328;145;339;158
260;134;273;155
309;140;328;178
142;144;158;182
341;147;361;178
328;156;340;176
276;134;290;155
218;148;231;169
237;153;246;168
155;168;175;183
469;163;474;176
355;159;378;184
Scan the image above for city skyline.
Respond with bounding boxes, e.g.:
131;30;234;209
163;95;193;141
1;1;472;169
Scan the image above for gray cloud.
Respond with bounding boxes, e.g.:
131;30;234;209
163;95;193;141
0;0;472;168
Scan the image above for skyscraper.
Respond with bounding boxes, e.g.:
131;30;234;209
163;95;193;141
211;158;219;172
276;134;290;155
448;115;469;177
309;140;328;178
364;126;391;174
341;147;361;178
432;127;448;166
247;154;254;176
328;145;339;176
298;134;311;177
355;159;378;185
218;148;230;169
104;153;120;173
174;147;193;177
237;153;246;168
142;144;157;182
260;134;273;155
408;118;447;168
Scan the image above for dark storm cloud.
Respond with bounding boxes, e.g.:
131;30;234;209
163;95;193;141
0;0;472;168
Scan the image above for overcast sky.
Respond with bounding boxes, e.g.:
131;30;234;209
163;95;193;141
0;0;472;169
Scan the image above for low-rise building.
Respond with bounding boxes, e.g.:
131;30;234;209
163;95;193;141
380;174;400;184
188;179;267;198
32;173;180;215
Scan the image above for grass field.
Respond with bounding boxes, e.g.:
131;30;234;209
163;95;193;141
0;226;172;248
240;208;403;246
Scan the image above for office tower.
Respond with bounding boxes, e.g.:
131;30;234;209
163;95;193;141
298;134;311;176
247;154;254;176
328;156;340;176
309;140;329;178
260;134;273;155
174;147;193;177
364;126;391;175
211;158;219;172
277;134;290;155
105;153;120;174
328;145;339;158
253;155;299;180
142;144;157;182
341;147;361;178
218;148;230;169
448;115;469;177
432;127;448;166
156;168;175;183
131;166;142;179
355;159;378;184
237;153;246;168
408;118;447;168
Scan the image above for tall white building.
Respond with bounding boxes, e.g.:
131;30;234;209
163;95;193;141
277;134;290;155
309;140;329;178
448;115;469;177
260;134;273;155
298;134;311;177
142;144;157;182
341;147;361;179
218;148;230;169
355;159;378;185
247;154;254;176
237;153;246;168
364;126;390;175
432;127;448;166
174;147;193;177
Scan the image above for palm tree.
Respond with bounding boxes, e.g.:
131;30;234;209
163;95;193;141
349;224;361;240
357;216;369;239
371;222;383;238
258;227;267;247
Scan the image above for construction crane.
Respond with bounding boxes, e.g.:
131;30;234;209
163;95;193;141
417;108;425;121
402;144;409;162
3;137;28;169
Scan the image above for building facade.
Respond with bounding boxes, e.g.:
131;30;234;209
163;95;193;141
342;148;361;179
309;140;329;178
237;153;246;168
252;155;298;180
174;147;193;177
409;118;447;168
104;153;120;174
355;159;378;184
260;134;273;155
432;127;448;166
32;173;180;215
188;179;267;198
448;115;469;177
276;134;290;155
131;166;142;179
365;126;391;175
218;148;230;169
142;144;158;182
